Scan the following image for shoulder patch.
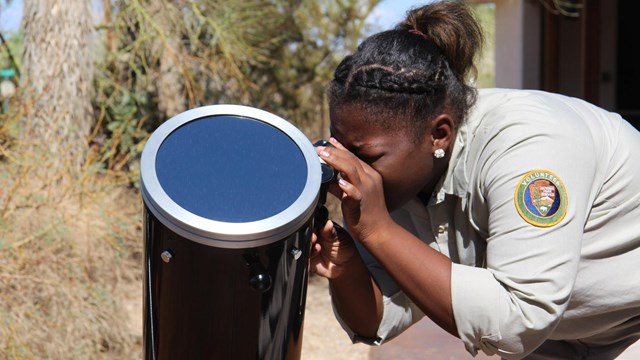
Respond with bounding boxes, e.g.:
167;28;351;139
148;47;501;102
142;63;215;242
514;170;568;227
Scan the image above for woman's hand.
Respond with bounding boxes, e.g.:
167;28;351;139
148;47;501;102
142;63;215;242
316;138;393;244
310;220;358;279
311;219;385;337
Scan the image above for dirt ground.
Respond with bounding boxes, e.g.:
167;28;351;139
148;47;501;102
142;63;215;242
123;249;640;360
301;274;640;360
301;274;371;360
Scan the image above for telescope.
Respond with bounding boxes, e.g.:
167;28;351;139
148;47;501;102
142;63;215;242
140;105;334;359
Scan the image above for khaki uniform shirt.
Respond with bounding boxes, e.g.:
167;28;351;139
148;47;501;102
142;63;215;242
334;89;640;358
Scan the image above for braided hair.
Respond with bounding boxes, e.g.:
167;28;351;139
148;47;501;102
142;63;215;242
328;0;484;140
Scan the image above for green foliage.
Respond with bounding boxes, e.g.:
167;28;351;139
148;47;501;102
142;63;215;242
92;0;380;182
470;3;496;88
0;31;21;73
252;1;378;129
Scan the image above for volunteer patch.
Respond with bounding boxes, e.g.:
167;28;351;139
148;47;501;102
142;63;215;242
515;170;567;227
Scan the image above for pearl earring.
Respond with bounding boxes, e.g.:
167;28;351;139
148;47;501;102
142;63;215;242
434;149;445;159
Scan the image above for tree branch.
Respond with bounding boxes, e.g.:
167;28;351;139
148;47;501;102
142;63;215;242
0;30;21;77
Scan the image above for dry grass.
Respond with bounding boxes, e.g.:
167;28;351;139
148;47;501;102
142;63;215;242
0;102;356;359
0;136;143;359
0;146;365;359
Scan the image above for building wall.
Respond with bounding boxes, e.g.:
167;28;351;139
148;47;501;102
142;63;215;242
492;0;541;89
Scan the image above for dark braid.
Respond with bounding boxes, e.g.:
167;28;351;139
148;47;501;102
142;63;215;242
342;63;446;95
328;0;483;139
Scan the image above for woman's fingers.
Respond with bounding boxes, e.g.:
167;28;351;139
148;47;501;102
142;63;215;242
338;178;363;202
328;137;347;150
317;145;364;186
327;180;345;200
309;234;321;259
310;220;338;278
316;139;389;245
327;137;376;179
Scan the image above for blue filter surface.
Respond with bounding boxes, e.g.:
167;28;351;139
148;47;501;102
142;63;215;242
155;115;308;223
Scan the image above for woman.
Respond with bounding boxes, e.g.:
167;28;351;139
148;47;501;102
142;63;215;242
310;1;640;359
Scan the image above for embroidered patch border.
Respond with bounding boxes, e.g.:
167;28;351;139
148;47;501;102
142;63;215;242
514;170;568;227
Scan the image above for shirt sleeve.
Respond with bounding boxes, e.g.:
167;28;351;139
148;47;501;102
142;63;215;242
452;100;600;358
331;239;425;345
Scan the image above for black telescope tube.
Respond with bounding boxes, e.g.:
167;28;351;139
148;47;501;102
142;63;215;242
141;105;323;360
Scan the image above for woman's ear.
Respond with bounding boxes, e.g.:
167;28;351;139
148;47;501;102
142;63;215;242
429;113;455;151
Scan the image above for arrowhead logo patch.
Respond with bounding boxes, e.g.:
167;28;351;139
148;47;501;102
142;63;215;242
515;170;568;227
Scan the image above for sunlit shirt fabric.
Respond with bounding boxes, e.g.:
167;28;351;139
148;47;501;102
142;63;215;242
332;88;640;358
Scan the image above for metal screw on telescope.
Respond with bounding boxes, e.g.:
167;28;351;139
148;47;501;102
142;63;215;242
161;250;173;263
289;247;303;260
244;251;272;292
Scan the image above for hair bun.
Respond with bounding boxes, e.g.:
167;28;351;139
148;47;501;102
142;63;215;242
397;0;483;83
408;29;429;41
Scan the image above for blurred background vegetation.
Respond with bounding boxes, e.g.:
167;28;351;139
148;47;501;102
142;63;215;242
0;0;494;358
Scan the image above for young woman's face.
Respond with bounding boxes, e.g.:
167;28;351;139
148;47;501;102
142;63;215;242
329;105;438;212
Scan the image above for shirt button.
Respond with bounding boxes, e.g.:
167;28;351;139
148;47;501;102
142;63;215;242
437;225;446;234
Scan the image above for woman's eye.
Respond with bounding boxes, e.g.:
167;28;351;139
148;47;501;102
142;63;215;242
359;154;382;164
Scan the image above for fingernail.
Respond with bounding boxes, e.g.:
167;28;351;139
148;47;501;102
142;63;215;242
316;146;329;157
338;179;347;186
329;137;338;143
